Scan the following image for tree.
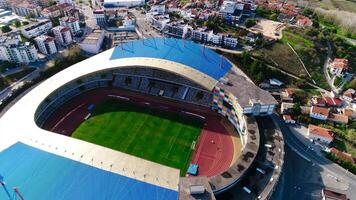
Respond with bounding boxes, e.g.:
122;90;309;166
13;20;21;28
245;19;256;28
22;21;29;26
1;25;11;33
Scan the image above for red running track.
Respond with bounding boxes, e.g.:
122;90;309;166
42;88;234;177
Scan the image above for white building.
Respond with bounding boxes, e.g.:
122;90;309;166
329;58;349;77
308;124;333;145
35;35;57;55
93;9;106;27
21;19;53;39
103;0;145;8
146;14;169;31
12;1;41;17
0;33;38;63
56;0;73;4
219;1;236;15
310;106;329;121
59;17;80;35
79;30;105;54
150;4;165;15
53;26;73;46
164;22;189;38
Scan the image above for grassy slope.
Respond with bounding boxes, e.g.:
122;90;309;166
72;99;203;176
252;42;307;77
281;28;329;89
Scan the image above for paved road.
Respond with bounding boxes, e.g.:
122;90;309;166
322;41;338;93
271;114;356;199
131;10;162;38
0;68;41;102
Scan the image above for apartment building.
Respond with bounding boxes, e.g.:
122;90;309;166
0;33;38;63
34;35;57;55
21;19;53;38
52;25;73;46
59;16;80;35
11;1;41;17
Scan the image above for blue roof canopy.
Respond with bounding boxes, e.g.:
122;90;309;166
110;38;232;80
0;142;178;200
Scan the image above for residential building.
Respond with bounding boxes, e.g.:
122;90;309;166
21;19;53;39
296;15;312;27
281;102;294;114
41;4;61;18
311;96;326;107
324;96;343;107
164;22;189;38
34;35;57;55
342;108;356;120
329;58;349;76
219;1;236;15
308;124;333;145
57;3;78;18
93;9;106;27
328;113;349;124
60;16;80;35
330;148;355;164
0;0;9;9
79;30;104;54
53;25;73;46
103;0;145;8
0;33;38;63
11;1;41;17
310;106;329;120
146;14;169;31
343;88;355;102
191;28;209;43
208;32;223;45
56;0;73;4
150;4;165;15
283;114;295;124
321;188;347;200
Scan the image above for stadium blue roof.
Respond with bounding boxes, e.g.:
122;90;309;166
0;142;178;200
110;38;232;80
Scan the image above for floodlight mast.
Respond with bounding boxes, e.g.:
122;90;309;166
13;187;25;200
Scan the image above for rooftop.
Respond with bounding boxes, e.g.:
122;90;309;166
330;58;349;69
110;38;232;81
308;124;333;139
217;70;278;107
0;142;178;200
311;106;330;116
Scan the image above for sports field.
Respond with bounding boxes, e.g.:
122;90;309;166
72;99;203;175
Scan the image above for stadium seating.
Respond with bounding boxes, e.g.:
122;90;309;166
36;67;214;126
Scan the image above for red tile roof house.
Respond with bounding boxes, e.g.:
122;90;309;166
322;188;348;200
342;108;356;120
310;106;329;121
296;15;313;27
324;96;343;107
328;113;349;124
330;147;355;164
329;58;349;77
308;124;333;145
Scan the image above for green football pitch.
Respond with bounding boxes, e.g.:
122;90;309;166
72;99;203;175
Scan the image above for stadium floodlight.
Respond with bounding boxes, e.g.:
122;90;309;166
13;187;25;200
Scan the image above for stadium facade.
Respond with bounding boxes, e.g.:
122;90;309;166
0;38;277;199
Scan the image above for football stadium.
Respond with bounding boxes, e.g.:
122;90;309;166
0;38;277;199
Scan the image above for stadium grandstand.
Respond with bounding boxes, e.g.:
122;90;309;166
0;38;277;199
